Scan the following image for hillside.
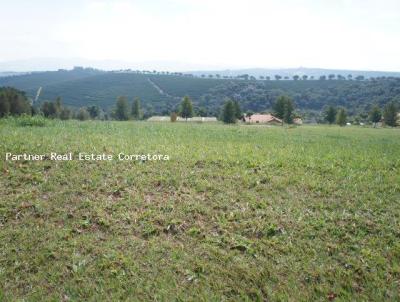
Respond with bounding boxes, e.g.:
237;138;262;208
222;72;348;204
0;70;224;112
0;68;104;91
0;69;400;116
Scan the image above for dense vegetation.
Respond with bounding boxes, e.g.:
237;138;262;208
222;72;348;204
1;85;399;127
0;120;399;300
204;78;400;119
1;68;400;119
0;87;31;117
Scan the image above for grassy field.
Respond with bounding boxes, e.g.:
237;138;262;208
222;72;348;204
0;119;399;301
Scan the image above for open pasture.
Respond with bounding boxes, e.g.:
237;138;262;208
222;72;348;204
0;120;399;301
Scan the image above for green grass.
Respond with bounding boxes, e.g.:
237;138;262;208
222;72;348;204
0;120;399;301
7;115;48;127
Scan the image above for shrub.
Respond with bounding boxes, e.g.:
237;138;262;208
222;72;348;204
15;115;47;127
170;112;177;122
60;107;72;120
77;108;90;121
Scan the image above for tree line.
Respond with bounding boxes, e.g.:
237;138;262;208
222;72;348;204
0;87;146;121
1;86;398;127
323;102;398;127
114;68;380;82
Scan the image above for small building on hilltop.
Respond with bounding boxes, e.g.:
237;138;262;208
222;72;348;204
242;114;283;125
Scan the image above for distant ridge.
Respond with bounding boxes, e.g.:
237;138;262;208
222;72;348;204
0;71;28;78
186;67;400;79
0;58;399;78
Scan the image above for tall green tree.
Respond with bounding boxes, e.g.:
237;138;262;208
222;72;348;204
180;96;194;120
0;87;31;117
383;102;398;127
115;96;129;121
87;105;100;119
131;97;142;120
233;100;242;119
40;101;51;118
0;94;10;117
369;105;381;127
336;108;347;126
324;106;337;124
273;95;294;123
273;96;287;119
283;99;294;124
77;107;90;121
41;101;59;118
222;100;236;124
40;97;63;119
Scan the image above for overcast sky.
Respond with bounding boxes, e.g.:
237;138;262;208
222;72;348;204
1;0;400;71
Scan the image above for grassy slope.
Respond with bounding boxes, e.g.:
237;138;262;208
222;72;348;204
0;121;399;301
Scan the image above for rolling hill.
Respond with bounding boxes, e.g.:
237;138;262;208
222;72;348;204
0;68;399;117
0;69;224;113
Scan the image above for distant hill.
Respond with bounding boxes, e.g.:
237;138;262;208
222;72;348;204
187;67;400;79
0;68;399;117
0;72;28;78
0;69;223;113
0;58;226;73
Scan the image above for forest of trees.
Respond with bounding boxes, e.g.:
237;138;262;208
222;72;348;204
322;102;399;127
1;86;398;127
1;69;400;120
0;87;32;117
201;77;400;118
0;73;399;126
